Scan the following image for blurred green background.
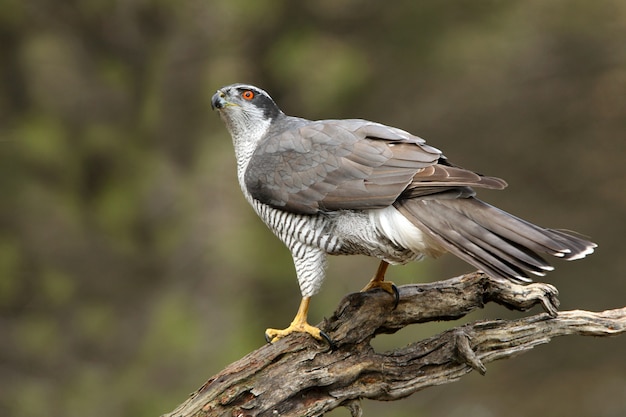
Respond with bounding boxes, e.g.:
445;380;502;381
1;1;625;416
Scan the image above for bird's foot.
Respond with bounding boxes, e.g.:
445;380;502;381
361;278;397;295
264;322;332;346
264;296;333;347
361;279;400;309
361;261;400;308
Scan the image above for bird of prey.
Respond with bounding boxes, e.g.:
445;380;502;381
211;83;596;344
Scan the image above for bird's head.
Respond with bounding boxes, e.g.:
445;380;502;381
211;84;283;141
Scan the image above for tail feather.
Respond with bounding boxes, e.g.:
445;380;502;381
451;202;577;258
547;229;596;260
395;197;596;283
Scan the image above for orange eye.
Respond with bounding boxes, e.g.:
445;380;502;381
242;90;255;100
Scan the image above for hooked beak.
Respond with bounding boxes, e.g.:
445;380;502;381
211;90;226;110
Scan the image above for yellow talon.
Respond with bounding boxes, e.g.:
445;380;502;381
264;297;331;345
362;279;397;295
361;261;400;307
361;261;393;293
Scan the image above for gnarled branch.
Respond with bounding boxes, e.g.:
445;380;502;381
162;272;626;417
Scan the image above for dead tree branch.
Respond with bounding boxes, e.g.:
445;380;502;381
162;272;626;417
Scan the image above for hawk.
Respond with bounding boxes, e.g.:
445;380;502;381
211;83;596;344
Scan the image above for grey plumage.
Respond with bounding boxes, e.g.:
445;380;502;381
245;119;506;214
211;83;596;338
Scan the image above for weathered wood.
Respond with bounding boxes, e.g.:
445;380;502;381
162;272;626;417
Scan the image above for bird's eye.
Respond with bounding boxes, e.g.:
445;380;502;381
242;90;255;100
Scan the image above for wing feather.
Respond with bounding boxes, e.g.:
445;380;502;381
244;118;506;214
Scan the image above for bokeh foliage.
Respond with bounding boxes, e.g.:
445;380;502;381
1;1;625;416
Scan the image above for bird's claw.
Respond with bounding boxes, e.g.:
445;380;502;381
318;329;335;350
362;280;400;309
391;283;400;309
265;324;334;349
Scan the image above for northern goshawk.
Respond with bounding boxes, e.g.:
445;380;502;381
211;83;596;343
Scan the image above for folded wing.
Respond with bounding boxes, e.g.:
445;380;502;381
245;119;505;214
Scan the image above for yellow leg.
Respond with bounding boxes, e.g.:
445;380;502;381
361;261;394;293
265;297;328;343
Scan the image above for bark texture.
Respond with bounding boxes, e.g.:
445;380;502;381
162;272;626;417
